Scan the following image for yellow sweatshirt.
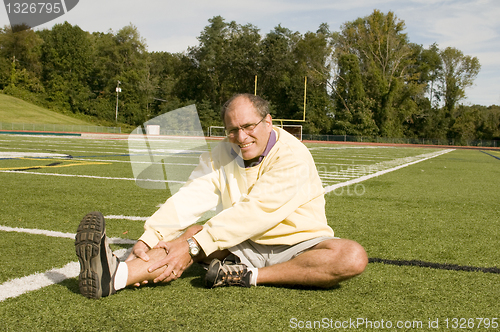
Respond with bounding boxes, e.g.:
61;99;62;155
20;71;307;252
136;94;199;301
139;127;334;256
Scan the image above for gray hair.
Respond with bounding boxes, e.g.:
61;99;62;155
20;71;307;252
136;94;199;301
221;93;270;123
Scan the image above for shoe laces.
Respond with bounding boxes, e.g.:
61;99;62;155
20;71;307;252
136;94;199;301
219;264;247;286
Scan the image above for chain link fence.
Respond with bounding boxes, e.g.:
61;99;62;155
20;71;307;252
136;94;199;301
302;134;499;148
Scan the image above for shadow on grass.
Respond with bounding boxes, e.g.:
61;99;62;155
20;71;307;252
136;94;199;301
56;261;208;297
58;260;341;298
56;277;80;295
187;263;342;291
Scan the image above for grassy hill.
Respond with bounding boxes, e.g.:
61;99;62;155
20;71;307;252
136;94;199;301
0;93;93;125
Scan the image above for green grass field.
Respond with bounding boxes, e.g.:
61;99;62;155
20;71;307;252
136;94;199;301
0;133;499;331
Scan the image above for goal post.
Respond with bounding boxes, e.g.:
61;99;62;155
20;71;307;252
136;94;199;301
208;126;225;138
275;124;303;141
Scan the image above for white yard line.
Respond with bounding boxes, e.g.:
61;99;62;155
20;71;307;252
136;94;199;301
0;225;136;244
0;152;69;159
105;215;149;221
0;146;128;154
0;249;130;302
308;146;390;150
0;226;135;302
69;158;198;166
0;170;186;184
324;149;454;193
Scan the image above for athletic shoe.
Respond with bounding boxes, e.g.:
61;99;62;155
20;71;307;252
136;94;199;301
204;259;252;288
75;211;119;299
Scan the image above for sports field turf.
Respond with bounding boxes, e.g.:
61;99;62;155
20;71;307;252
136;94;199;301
0;133;498;331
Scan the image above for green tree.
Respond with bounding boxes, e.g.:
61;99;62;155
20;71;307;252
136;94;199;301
416;43;442;107
180;16;261;109
0;25;43;91
259;25;301;118
455;105;500;141
89;24;149;123
37;22;93;112
147;51;184;118
259;24;334;133
478;105;500;140
335;10;424;137
291;26;334;134
410;43;446;138
333;54;377;136
448;105;480;143
438;47;481;114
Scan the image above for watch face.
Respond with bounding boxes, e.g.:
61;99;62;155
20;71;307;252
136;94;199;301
188;238;200;256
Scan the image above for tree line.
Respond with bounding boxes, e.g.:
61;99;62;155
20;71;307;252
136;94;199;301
1;10;499;141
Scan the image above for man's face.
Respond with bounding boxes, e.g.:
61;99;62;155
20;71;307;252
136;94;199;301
224;97;272;161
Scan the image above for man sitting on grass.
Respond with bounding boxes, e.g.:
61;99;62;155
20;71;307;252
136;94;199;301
75;93;368;299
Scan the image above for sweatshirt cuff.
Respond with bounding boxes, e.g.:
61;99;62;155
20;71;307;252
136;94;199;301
193;228;218;256
138;230;161;249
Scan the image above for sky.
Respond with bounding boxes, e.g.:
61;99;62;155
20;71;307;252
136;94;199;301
2;0;500;106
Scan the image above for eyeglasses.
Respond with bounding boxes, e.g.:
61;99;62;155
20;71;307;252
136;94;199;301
225;115;267;138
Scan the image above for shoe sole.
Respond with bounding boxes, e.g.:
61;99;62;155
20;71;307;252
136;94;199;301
75;211;110;299
204;259;222;288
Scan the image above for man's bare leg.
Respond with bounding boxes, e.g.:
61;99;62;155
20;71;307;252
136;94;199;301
125;248;169;286
124;239;229;287
122;225;203;286
123;235;366;289
256;239;367;288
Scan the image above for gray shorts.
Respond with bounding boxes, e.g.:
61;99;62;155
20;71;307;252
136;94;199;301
228;236;338;269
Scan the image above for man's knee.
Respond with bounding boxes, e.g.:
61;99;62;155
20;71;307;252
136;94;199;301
345;240;368;277
320;239;368;277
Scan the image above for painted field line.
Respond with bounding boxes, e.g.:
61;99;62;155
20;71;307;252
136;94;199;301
0;226;135;302
0;146;128;155
0;249;130;302
309;146;389;150
0;225;136;245
0;152;68;159
324;149;454;194
105;215;148;221
70;157;198;166
0;170;186;184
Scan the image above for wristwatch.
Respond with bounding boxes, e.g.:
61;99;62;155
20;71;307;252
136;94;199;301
187;238;200;257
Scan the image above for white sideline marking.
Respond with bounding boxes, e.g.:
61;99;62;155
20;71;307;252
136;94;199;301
0;226;135;302
324;149;454;193
0;152;68;159
309;146;388;150
0;225;136;245
0;170;186;184
70;158;198;166
105;215;148;221
0;249;131;302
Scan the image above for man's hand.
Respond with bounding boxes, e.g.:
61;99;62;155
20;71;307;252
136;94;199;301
124;240;152;287
126;240;151;263
148;238;193;283
146;225;203;283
